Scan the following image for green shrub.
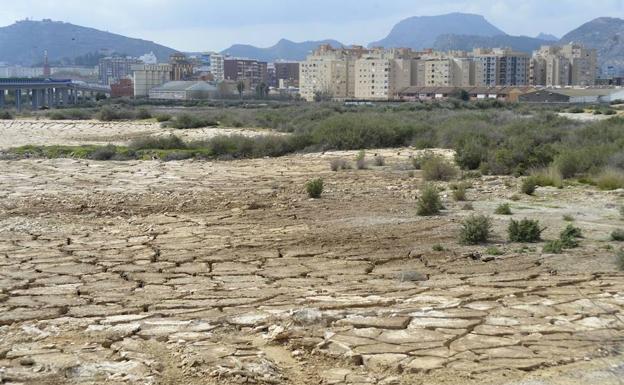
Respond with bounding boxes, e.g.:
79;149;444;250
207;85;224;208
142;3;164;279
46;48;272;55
306;178;324;199
617;249;624;271
554;151;581;179
432;244;444;252
374;155;385;166
563;214;574;222
130;135;186;150
530;166;563;188
155;113;172;122
521;176;537;195
459;215;492;245
330;158;351;171
412;151;434;170
462;203;474;210
594;168;624;190
90;144;117;161
495;203;512;215
171;113;218;129
455;140;486;170
543;240;563;254
422;156;458;181
96;106;118;121
568;107;584;113
136;108;152;120
611;229;624;241
0;110;13;119
355;150;367;170
417;183;444;216
485;246;504;256
508;218;544;242
560;224;582;239
452;185;467;201
604;109;617;116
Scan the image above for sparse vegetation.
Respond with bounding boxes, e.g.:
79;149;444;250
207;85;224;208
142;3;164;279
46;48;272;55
495;203;512;215
521;177;537;195
462;203;474;210
432;244;444;252
417;183;444;216
459;215;492;245
530;166;563;189
422;156;458;181
0;110;13;119
155;113;172;122
306;178;324;199
452;184;467;201
563;214;574;222
373;155;385;166
508;218;544;243
355;150;367;170
617;249;624;271
330;158;351;171
485;246;504;256
543;240;564;254
412;151;434;170
611;229;624;241
593;168;624;190
169;113;219;129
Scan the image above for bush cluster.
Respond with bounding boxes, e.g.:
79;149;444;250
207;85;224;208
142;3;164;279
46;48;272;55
422;156;458;181
417;183;444;216
459;215;492;245
508;218;544;242
306;178;324;199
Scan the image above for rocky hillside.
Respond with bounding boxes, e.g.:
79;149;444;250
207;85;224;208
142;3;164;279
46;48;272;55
369;12;506;49
560;17;624;72
0;19;176;66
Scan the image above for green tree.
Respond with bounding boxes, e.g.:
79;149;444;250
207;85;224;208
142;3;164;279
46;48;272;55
236;81;246;99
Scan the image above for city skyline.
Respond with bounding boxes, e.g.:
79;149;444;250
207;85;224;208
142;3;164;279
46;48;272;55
0;0;622;52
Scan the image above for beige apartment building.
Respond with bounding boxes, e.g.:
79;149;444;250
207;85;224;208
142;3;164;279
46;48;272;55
414;57;473;87
299;45;366;101
354;50;411;100
132;64;172;97
530;44;597;86
473;48;530;87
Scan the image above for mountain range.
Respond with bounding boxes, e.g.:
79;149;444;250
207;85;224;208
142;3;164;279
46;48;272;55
0;19;176;66
1;14;623;73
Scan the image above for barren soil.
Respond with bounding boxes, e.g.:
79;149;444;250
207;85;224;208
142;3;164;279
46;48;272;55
0;121;623;385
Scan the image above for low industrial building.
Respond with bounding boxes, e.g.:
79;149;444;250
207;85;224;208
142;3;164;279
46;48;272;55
148;81;219;100
518;88;624;104
397;86;536;102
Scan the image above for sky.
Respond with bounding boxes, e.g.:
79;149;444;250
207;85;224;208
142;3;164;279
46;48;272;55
0;0;622;51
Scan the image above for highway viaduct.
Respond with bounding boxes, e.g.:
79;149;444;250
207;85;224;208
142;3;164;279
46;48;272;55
0;78;111;111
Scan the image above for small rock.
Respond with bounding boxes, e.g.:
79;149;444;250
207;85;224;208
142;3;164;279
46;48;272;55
20;357;35;366
293;308;323;325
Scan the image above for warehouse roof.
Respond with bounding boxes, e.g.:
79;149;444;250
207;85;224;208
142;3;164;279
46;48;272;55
151;81;217;92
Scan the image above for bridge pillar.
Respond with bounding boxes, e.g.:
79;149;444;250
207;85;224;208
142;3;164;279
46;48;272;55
15;89;22;112
0;90;5;108
53;88;60;107
31;89;38;110
61;89;69;105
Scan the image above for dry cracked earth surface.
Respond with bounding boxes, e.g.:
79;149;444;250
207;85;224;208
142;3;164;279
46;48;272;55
0;121;623;385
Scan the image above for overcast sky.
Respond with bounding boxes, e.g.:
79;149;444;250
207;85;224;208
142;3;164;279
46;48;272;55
1;0;622;51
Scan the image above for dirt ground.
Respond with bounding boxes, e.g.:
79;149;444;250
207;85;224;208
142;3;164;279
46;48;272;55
0;120;623;385
0;119;275;149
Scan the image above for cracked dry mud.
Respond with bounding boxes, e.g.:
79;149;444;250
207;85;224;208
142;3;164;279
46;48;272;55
0;123;623;385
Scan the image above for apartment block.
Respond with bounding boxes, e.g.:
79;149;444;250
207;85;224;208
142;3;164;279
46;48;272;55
98;57;142;85
132;63;172;97
414;57;473;87
224;58;268;90
354;50;411;100
274;62;300;88
530;44;597;86
299;45;365;101
473;48;530;87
